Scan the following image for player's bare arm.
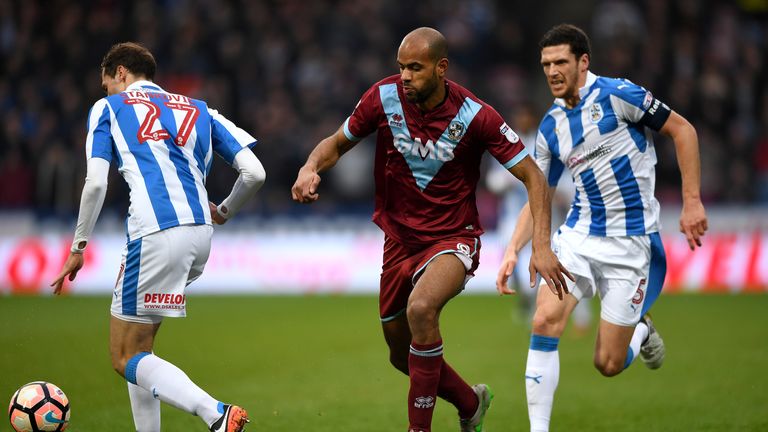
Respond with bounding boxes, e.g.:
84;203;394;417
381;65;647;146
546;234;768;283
508;156;574;300
292;125;357;203
495;184;548;295
660;111;708;250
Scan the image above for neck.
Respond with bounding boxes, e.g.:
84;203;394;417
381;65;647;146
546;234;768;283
417;80;447;111
563;73;588;109
563;93;580;109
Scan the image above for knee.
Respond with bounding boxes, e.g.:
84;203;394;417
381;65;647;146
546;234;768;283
531;309;565;336
593;354;625;377
406;298;438;329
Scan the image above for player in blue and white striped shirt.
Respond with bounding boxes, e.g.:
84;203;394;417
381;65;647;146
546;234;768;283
51;43;263;432
496;25;708;432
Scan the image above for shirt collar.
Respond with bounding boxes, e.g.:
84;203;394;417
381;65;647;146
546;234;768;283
553;71;598;107
125;80;164;92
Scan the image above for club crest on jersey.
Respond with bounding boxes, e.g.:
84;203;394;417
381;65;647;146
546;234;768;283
447;120;466;141
389;113;404;128
500;122;519;143
589;103;604;123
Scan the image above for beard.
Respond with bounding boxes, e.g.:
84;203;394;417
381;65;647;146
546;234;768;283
405;73;439;103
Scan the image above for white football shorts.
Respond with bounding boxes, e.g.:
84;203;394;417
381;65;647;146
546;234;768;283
549;228;666;326
111;224;213;323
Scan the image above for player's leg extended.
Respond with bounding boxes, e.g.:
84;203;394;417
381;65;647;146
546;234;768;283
526;286;578;432
110;226;247;432
111;315;246;431
406;253;473;432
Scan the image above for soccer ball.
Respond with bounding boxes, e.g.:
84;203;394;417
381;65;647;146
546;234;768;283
7;382;70;432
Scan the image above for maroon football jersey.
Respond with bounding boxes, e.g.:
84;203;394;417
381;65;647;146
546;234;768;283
343;75;528;246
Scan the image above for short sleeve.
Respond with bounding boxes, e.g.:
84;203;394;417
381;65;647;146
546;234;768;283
477;106;528;169
85;99;114;162
208;108;257;165
612;79;671;131
343;84;381;142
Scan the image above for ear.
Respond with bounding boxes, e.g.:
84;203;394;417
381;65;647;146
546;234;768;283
579;54;590;73
116;65;127;82
436;57;449;77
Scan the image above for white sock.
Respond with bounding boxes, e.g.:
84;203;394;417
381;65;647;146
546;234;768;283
624;322;649;369
127;382;161;432
525;335;560;432
126;352;223;427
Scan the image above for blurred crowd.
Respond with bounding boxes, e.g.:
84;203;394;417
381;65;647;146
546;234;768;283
1;0;766;223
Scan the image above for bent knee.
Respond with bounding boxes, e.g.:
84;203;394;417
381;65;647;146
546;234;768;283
594;356;625;377
406;299;438;325
531;311;566;336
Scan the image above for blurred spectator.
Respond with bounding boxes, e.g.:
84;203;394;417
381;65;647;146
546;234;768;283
0;0;765;221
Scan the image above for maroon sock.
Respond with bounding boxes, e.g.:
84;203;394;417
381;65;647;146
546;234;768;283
408;340;443;432
437;361;479;419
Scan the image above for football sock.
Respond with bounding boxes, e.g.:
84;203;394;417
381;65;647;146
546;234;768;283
408;340;443;432
624;321;649;369
125;352;224;427
525;335;560;432
437;361;478;419
127;381;161;432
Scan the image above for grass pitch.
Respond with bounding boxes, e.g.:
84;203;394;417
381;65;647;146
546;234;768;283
1;294;766;431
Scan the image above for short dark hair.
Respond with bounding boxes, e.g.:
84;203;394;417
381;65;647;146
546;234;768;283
101;42;156;79
539;24;592;60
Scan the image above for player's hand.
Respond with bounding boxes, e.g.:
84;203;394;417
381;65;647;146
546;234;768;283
529;249;574;301
50;252;84;295
680;199;707;250
291;166;321;203
496;250;519;295
209;201;228;225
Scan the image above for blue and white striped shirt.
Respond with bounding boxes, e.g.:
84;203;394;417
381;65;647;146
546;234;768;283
535;72;671;237
85;80;256;241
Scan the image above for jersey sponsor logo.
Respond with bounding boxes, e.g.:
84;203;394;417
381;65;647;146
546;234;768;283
413;396;435;409
456;242;471;256
500;122;519;143
589;103;604;123
389;113;404;128
144;293;186;310
393;134;455;162
632;278;646;304
567;143;613;169
447;120;466;141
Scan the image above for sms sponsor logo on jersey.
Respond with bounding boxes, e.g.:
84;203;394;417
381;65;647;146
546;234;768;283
393;134;455;162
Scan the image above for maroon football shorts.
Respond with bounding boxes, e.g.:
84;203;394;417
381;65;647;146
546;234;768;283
379;234;481;322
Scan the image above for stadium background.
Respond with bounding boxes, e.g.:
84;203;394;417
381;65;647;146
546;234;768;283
0;0;767;431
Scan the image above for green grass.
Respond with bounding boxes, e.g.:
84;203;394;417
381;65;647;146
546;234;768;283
1;294;767;431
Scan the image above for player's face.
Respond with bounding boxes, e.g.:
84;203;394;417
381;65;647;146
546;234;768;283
540;44;588;101
397;43;443;104
100;67;127;95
